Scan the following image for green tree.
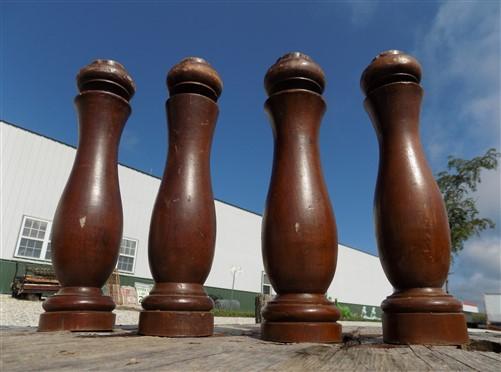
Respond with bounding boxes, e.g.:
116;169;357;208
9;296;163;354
436;148;500;256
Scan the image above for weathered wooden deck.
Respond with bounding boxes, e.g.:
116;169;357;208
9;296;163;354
1;324;500;371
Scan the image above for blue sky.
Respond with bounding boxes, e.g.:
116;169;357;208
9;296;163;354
2;1;500;306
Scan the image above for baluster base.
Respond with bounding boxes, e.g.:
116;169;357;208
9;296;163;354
38;311;115;332
383;312;468;345
261;294;342;343
138;311;213;337
381;288;469;344
261;321;341;343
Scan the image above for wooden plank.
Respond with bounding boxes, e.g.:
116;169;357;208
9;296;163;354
266;344;341;371
327;347;389;371
434;346;501;372
390;347;435;371
135;338;304;370
409;345;473;370
477;351;501;362
1;326;500;371
3;337;191;371
23;276;59;284
468;333;501;350
340;348;390;371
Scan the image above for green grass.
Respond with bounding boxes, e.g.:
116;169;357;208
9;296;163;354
211;309;255;318
337;303;366;321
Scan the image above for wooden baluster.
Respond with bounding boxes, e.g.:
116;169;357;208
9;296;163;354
361;50;469;345
138;57;221;337
261;52;341;343
38;60;135;331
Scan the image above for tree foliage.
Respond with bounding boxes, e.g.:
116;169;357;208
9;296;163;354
436;148;500;255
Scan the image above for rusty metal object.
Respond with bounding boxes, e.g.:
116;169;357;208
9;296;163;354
138;57;221;337
11;264;60;300
261;52;341;343
38;60;135;332
361;50;469;345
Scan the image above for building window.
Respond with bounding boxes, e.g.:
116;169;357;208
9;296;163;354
44;237;52;260
15;216;52;261
117;238;137;274
15;216;137;271
262;271;272;295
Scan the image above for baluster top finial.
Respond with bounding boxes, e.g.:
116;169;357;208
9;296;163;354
361;50;422;95
167;57;223;102
77;59;136;101
265;52;325;96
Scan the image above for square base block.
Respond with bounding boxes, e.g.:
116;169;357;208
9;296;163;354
138;311;213;337
383;312;469;345
261;321;342;343
38;311;115;332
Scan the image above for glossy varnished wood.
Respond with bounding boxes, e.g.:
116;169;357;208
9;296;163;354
361;50;468;345
261;52;341;343
138;57;221;337
38;60;135;331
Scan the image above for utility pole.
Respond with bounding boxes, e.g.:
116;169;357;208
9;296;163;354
230;266;242;310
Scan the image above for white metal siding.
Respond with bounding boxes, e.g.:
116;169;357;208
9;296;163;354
329;246;392;306
208;203;263;292
1;121;392;306
1;123;74;261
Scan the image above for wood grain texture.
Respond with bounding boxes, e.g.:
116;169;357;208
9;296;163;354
38;60;135;332
138;57;221;337
1;325;499;371
261;52;340;343
361;50;468;345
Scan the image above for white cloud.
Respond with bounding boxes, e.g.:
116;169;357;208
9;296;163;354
475;167;501;222
462;238;500;281
461;94;500;141
347;1;379;26
449;236;501;308
414;0;500;164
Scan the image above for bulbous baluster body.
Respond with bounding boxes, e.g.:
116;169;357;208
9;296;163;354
263;91;337;293
362;50;468;345
261;53;341;343
53;93;128;287
148;94;217;287
367;84;450;289
39;60;135;332
138;57;221;337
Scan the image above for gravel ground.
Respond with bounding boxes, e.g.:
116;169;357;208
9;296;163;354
0;294;255;327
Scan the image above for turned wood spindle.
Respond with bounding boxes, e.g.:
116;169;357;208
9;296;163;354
38;60;135;332
138;57;221;337
261;52;341;343
361;50;469;345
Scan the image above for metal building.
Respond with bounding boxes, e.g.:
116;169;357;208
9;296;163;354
0;120;392;314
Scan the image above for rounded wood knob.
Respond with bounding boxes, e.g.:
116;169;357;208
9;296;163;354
77;59;135;100
361;50;421;95
167;57;222;101
265;52;325;95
